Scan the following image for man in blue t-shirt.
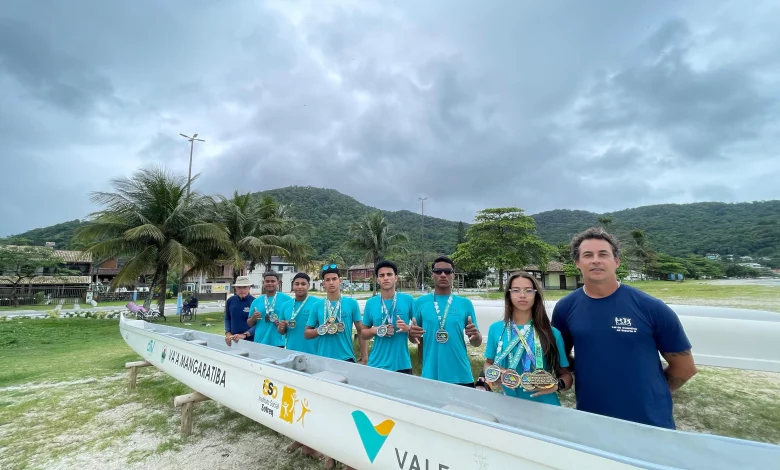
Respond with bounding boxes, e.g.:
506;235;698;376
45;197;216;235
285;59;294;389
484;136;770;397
551;228;697;429
277;272;322;355
247;271;293;348
305;264;367;363
361;260;414;374
223;276;256;345
407;256;482;386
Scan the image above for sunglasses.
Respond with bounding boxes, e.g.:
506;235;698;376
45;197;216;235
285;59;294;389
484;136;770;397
432;268;454;275
322;264;338;271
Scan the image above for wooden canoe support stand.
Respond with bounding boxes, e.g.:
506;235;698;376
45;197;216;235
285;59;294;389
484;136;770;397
174;392;211;437
125;360;152;390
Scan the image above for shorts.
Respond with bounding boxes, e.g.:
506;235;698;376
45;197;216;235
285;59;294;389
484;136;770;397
456;382;476;388
344;358;356;363
396;369;413;375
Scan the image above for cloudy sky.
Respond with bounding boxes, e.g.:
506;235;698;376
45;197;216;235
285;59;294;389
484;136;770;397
2;0;779;235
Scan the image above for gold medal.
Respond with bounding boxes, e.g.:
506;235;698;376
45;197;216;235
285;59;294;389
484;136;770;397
327;323;338;335
519;370;558;391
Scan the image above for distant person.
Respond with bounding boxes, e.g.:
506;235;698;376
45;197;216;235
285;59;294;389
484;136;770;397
360;260;415;374
406;256;482;386
483;272;572;405
552;227;697;429
304;264;368;363
247;271;293;348
223;276;255;345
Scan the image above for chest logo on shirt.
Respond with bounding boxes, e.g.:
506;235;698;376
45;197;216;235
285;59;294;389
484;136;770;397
612;317;637;333
243;307;250;313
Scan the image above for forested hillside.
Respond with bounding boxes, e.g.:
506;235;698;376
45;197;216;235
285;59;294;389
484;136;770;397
533;201;780;258
3;186;778;261
257;186;461;256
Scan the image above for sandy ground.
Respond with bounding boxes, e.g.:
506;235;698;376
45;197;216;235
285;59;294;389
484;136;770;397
0;371;324;470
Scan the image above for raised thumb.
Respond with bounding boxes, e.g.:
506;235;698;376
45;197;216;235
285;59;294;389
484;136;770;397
411;318;417;326
467;316;473;325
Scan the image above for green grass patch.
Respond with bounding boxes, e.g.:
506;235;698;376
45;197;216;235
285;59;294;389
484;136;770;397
0;304;59;312
464;280;780;312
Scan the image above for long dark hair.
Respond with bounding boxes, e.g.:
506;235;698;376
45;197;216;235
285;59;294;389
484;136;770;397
503;271;560;373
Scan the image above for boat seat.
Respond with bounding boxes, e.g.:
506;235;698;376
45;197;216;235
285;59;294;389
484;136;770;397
187;339;208;346
441;404;499;423
313;371;348;384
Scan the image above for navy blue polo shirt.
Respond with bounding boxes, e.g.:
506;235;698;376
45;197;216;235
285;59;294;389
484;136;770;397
551;284;691;429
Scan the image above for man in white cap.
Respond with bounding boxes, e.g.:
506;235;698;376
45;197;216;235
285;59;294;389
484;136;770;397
224;276;256;345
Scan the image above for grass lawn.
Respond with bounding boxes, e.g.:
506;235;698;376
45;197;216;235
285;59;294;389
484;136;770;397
469;280;780;312
1;312;779;469
0;304;59;312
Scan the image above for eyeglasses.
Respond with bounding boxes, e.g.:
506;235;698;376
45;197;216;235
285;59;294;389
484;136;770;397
322;264;338;271
432;268;454;275
509;288;537;296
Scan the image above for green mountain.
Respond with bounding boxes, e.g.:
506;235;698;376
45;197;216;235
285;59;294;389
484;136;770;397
3;186;779;261
534;201;780;258
256;186;460;257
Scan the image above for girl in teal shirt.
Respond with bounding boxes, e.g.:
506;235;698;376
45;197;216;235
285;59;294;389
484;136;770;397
483;272;573;405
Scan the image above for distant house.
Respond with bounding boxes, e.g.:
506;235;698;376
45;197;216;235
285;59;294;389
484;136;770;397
185;256;300;294
511;261;581;290
91;257;125;285
0;245;92;303
54;250;92;275
347;264;374;282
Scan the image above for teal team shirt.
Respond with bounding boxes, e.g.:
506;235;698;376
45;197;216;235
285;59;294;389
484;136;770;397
279;296;322;355
413;293;479;384
363;292;414;372
250;292;293;347
306;296;361;361
484;320;569;406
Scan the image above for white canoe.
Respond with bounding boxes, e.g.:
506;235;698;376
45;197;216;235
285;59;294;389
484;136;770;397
120;309;780;470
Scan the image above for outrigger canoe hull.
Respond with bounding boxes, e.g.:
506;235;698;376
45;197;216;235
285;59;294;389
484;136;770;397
120;312;780;470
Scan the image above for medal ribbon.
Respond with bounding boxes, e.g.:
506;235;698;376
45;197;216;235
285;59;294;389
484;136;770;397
290;296;309;321
264;294;277;314
516;324;545;372
432;294;453;331
493;322;527;368
323;297;342;324
381;293;397;325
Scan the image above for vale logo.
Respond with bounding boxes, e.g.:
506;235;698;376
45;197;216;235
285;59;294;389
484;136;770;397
351;410;395;464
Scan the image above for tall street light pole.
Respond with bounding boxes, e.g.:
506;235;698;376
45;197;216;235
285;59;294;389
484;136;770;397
180;133;205;197
419;197;427;292
177;133;204;316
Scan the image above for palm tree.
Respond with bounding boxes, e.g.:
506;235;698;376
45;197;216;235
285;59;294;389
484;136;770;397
253;195;313;274
211;192;312;284
75;166;231;312
346;212;409;294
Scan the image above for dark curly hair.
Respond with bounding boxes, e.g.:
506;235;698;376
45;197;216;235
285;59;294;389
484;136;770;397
570;227;621;261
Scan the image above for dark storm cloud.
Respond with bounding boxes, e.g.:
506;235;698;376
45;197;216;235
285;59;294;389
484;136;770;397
0;18;115;114
1;0;779;236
